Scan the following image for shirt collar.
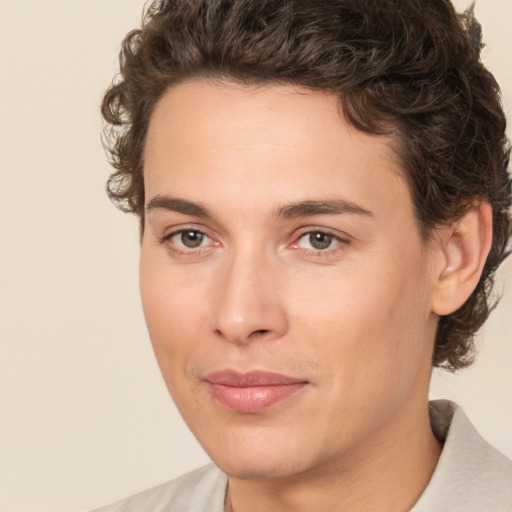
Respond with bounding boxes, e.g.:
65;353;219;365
411;399;512;511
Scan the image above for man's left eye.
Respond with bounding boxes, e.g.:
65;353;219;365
297;232;339;250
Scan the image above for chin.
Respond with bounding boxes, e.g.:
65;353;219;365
215;457;306;481
202;431;314;481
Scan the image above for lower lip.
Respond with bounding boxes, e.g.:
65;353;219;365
206;382;308;413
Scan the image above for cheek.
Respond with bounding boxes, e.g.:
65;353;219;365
287;252;432;392
139;253;208;374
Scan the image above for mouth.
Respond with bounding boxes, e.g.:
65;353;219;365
204;370;310;413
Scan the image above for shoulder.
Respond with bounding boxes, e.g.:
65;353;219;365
412;400;512;511
89;463;228;512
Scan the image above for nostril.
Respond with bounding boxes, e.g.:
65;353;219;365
251;329;269;337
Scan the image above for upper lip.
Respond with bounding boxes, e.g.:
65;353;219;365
205;370;308;387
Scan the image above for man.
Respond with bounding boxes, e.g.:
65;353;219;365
94;0;512;510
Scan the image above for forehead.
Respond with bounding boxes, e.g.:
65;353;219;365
143;80;412;226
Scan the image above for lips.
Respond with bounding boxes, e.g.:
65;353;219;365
204;370;309;413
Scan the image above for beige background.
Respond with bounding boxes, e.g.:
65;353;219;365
0;1;510;511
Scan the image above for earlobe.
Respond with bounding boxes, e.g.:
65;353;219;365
431;203;493;316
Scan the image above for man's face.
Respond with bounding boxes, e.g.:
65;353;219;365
140;80;439;479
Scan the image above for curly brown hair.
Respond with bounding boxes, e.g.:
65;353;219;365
101;0;511;371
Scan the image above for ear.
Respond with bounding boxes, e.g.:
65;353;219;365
431;202;493;316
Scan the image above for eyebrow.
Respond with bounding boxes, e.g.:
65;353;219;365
274;199;374;219
145;195;373;220
145;195;213;218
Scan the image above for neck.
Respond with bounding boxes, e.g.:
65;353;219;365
225;398;442;512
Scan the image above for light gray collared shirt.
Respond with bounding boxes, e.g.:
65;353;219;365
412;400;512;511
91;400;512;511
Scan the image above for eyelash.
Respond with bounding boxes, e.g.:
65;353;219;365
290;229;349;258
159;227;216;256
158;227;350;258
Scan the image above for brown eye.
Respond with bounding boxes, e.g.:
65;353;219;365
307;232;334;250
180;230;205;248
296;231;341;251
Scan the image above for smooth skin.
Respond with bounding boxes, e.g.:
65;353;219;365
140;80;492;512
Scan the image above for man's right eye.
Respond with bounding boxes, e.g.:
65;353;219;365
175;230;207;249
164;229;212;250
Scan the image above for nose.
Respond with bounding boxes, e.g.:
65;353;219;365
210;250;288;345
